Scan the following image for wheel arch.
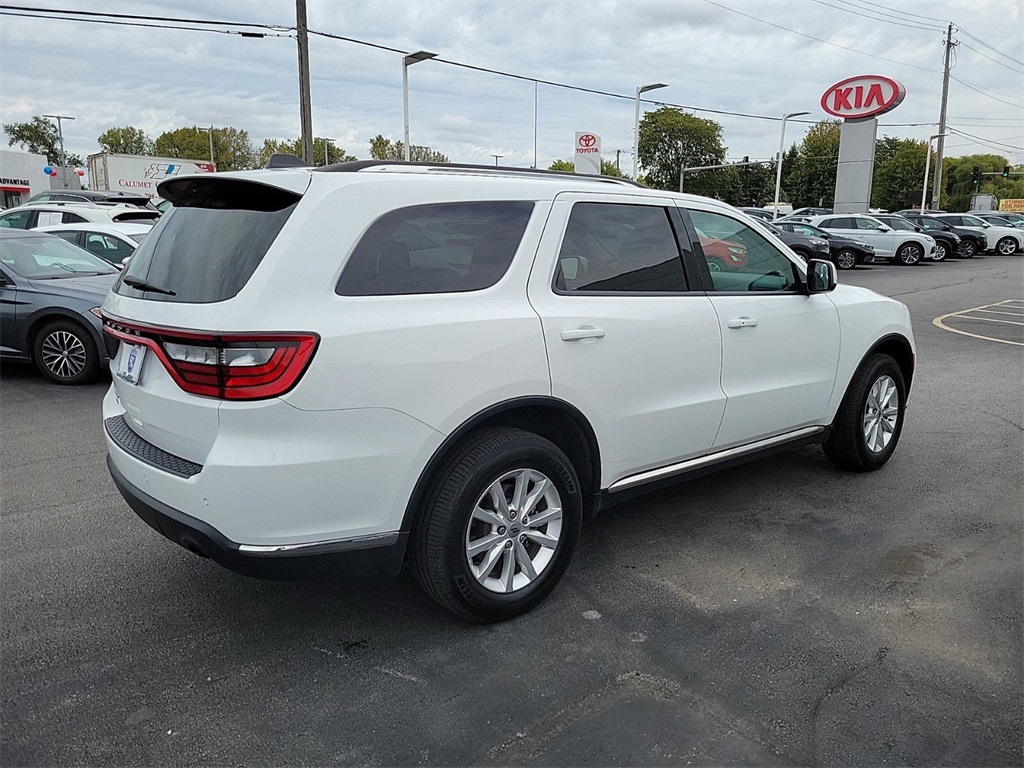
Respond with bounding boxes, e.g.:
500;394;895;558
896;239;924;255
866;333;915;395
26;309;103;361
399;397;602;534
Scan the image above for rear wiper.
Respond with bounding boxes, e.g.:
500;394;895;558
122;276;176;296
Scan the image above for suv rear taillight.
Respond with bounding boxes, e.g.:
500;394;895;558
103;318;318;401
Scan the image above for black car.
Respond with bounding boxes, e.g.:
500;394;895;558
772;220;874;270
0;230;117;384
873;214;960;262
900;213;985;259
760;222;831;262
738;207;776;221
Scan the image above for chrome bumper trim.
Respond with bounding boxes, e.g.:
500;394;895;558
238;532;401;557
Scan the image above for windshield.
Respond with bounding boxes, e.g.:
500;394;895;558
0;235;118;278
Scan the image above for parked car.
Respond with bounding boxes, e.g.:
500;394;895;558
24;189;158;210
738;207;775;221
34;222;151;269
923;213;1022;255
803;213;936;266
757;221;831;262
872;214;959;261
0;202;159;230
970;211;1024;230
898;213;985;258
0;230;118;384
790;207;833;217
101;161;916;622
772;220;875;269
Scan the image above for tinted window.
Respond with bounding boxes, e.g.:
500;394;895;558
63;213;88;224
960;215;986;226
855;218;883;230
884;218;915;231
0;210;33;229
117;180;298;303
337;202;533;296
820;217;856;229
689;209;799;292
554;203;686;293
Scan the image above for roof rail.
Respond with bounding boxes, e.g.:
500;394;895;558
313;160;643;188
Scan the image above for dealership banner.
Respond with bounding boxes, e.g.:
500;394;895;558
574;132;601;175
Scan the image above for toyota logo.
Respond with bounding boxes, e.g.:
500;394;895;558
579;134;596;147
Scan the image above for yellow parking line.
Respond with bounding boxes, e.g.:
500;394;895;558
933;302;1024;346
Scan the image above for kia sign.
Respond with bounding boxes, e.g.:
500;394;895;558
574;132;601;175
821;75;905;119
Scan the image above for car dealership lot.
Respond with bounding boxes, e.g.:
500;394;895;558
2;254;1021;765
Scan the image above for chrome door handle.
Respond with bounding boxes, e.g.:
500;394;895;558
560;327;606;341
727;317;759;329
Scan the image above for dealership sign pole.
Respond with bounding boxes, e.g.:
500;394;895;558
821;75;906;214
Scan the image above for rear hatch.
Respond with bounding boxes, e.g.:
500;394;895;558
101;173;311;464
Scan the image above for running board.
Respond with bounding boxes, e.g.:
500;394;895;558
608;426;826;493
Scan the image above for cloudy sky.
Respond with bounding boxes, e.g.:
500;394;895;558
1;0;1022;171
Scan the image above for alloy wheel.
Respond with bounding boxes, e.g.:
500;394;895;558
40;330;87;380
862;375;899;453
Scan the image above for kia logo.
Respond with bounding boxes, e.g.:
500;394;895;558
579;134;597;147
820;75;905;119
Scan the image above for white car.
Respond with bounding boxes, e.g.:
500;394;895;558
0;202;158;230
928;213;1023;255
35;222;151;269
101;162;916;622
804;213;936;266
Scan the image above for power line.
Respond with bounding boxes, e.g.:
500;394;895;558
815;0;946;32
846;0;951;26
0;9;293;37
957;27;1024;67
959;42;1024;74
701;0;940;73
0;4;290;32
950;76;1024;109
948;127;1024;152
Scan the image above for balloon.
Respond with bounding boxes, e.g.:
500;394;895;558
76;169;85;176
50;169;58;177
43;166;53;175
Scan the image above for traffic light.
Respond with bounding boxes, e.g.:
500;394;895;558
1003;165;1011;177
972;166;981;184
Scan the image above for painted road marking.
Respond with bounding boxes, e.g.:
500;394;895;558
933;300;1024;346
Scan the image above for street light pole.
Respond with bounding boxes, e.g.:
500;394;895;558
921;133;949;211
633;83;667;180
323;137;335;167
773;111;810;220
42;114;75;188
402;50;437;162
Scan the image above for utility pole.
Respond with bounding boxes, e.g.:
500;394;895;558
295;0;314;165
42;114;74;188
931;23;956;209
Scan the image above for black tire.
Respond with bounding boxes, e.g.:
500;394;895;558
822;353;906;472
834;249;858;270
933;241;948;262
411;428;583;622
32;319;100;385
792;248;811;263
959;240;977;259
996;237;1018;256
894;242;923;266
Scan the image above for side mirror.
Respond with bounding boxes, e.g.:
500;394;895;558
878;224;892;232
806;259;837;294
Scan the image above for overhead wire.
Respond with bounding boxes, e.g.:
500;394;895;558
950;76;1024;109
813;0;947;32
947;127;1024;152
845;0;951;26
957;27;1024;67
959;42;1024;74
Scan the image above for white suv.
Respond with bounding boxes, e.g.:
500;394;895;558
0;201;158;230
928;213;1023;255
803;213;936;265
101;162;916;621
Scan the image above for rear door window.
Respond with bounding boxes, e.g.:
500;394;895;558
336;202;534;296
116;179;299;303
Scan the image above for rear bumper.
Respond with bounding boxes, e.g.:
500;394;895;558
107;455;408;578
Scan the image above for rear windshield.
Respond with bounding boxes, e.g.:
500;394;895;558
115;180;298;303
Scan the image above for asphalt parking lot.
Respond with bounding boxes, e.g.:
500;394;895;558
2;252;1022;766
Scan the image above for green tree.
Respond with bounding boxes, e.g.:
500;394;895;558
97;126;154;155
256;137;356;168
153;125;256;171
722;161;775;207
943;153;1023;211
787;120;840;208
547;158;626;177
369;135;449;163
871;136;927;212
3;116;83;166
637;107;726;194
